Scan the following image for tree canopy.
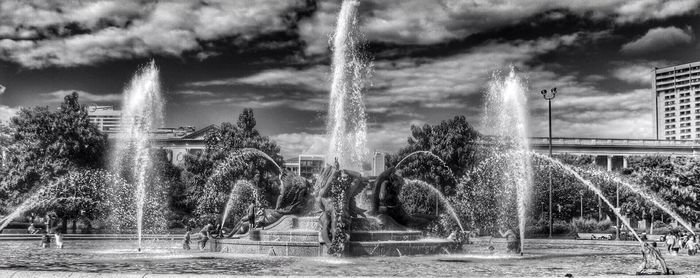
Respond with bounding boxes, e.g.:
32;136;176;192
181;108;285;224
0;92;107;227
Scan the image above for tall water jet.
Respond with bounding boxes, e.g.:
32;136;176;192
326;0;371;171
482;67;533;253
110;60;164;251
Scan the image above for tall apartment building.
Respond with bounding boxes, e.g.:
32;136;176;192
87;105;123;133
653;61;700;140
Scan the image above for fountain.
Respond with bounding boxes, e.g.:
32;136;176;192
577;167;695;235
395;151;459;183
110;60;164;251
532;153;643;243
221;180;257;229
482;67;533;253
402;179;464;232
326;0;370;171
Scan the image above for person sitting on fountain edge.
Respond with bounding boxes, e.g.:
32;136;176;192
498;226;520;254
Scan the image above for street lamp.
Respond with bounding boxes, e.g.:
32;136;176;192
540;87;556;238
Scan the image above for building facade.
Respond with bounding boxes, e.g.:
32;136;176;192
653;61;700;140
87;105;123;134
298;155;325;179
372;152;386;176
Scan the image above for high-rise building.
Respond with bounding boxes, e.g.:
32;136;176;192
87;105;123;134
653;61;700;140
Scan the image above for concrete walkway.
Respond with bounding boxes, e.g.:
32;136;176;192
1;271;700;278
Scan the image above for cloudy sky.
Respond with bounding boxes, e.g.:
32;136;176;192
0;0;699;158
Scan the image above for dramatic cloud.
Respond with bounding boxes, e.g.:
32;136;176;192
0;85;5;95
218;34;580;115
0;0;307;68
615;0;700;23
621;26;694;55
299;0;700;55
42;90;121;103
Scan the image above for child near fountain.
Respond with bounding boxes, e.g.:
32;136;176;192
54;231;64;249
41;232;50;248
183;227;191;250
687;234;697;255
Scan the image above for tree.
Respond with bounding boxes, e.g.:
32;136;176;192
0;92;107;230
389;116;481;216
624;156;700;227
181;108;284;224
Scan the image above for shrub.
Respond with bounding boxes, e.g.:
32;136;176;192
570;217;612;233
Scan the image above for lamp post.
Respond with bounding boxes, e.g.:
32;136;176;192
540;88;556;238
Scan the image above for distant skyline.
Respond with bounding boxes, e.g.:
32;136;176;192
1;0;699;158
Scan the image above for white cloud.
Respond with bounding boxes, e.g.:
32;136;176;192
271;118;424;158
621;26;694;55
188;65;329;92
271;132;328;158
0;0;307;68
0;105;19;123
42;90;121;103
174;90;216;97
611;64;655;85
615;0;700;23
0;85;5;95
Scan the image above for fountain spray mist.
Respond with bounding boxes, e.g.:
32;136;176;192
533;153;643;243
111;60;164;251
579;167;695;235
483;67;533;254
326;0;371;171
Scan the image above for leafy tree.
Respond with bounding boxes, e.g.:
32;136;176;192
181;108;284;224
0;92;107;230
624;156;700;227
389;116;481;216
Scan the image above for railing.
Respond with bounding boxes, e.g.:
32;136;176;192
528;137;700;147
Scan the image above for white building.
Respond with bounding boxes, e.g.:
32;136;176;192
372;151;386;176
653;61;700;140
87;105;123;134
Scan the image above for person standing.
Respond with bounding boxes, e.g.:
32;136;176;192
687;234;697;255
198;222;213;250
499;226;520;254
665;232;675;254
183;227;192;250
671;231;681;255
